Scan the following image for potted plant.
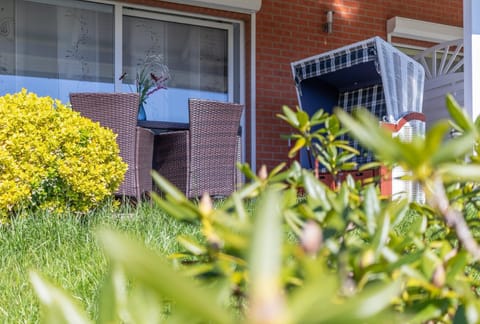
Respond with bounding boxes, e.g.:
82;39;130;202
120;54;169;120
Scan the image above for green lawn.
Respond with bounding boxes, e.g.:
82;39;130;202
0;201;199;323
3;195;479;323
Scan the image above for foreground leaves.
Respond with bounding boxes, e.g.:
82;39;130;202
32;186;404;323
30;272;91;324
30;94;480;324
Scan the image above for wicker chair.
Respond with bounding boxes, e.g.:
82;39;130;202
69;92;154;200
154;98;244;198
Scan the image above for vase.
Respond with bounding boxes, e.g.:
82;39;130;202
137;102;146;121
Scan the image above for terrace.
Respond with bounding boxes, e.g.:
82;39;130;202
2;0;480;322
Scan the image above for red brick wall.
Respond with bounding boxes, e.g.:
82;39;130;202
255;0;463;171
122;0;463;173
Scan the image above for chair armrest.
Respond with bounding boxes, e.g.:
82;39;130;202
135;126;155;195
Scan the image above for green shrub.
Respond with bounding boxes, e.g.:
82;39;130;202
0;89;127;220
30;94;480;323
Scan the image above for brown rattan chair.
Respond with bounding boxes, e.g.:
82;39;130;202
69;92;154;200
154;98;244;198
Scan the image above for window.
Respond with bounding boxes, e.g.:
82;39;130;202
122;9;233;122
0;0;114;102
0;0;242;123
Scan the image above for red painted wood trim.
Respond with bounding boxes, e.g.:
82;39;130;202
380;112;426;132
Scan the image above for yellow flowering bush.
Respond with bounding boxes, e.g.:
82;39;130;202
0;89;127;221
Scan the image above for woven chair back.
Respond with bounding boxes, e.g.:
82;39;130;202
188;98;243;198
69;92;140;197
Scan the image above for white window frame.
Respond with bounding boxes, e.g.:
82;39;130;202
162;0;261;14
119;7;235;102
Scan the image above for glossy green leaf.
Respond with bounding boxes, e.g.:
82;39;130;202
337;152;357;164
335;108;404;164
278;105;299;127
421;249;441;280
424;120;452;157
438;164;480;182
383;250;423;273
431;132;475;166
297;109;310;131
97;230;233;324
474;114;480;133
151;170;187;202
270;169;299;183
97;266;126;324
30;271;91;324
230;191;248;222
290;269;402;323
446;251;468;285
410;304;443;323
235;181;263;199
180;263;217;278
364;185;380;235
334;143;359;154
209;210;247;231
177;235;207;255
311;108;326;121
341;162;357;171
344;173;356;188
303;171;330;206
454;305;468;324
284;209;304;236
391;138;424;168
288;265;339;322
247;189;286;322
390;199;409;228
351;280;402;318
289;137;306;158
465;301;480;324
125;284;162;324
238;163;257;180
311;133;327;143
334;183;350;212
370;200;407;258
269;162;288;178
249;190;283;277
216;231;249;251
446;93;474;132
326;115;341;133
150;193;198;221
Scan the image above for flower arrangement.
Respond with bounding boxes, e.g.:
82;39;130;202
120;54;170;106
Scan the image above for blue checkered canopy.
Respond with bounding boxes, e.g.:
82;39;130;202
290;37;425;168
291;36;424;120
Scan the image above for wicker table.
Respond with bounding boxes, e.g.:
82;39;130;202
137;120;189;134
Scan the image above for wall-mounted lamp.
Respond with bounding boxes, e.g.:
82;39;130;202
324;10;334;33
